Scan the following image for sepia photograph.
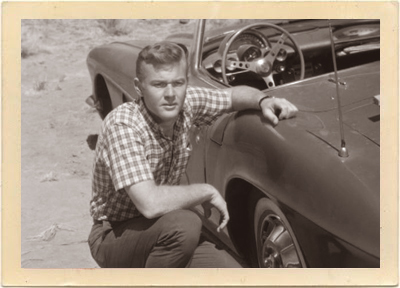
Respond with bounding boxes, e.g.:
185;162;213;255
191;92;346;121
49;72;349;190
3;1;398;286
21;18;381;269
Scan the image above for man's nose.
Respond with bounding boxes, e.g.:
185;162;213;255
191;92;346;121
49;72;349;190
164;84;175;100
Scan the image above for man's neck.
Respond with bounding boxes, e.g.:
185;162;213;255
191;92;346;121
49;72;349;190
159;122;175;138
140;98;178;138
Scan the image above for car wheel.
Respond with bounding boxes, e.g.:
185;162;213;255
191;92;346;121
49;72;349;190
254;198;305;268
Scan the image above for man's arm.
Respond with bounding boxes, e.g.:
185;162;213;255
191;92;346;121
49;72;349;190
125;181;229;232
225;86;298;126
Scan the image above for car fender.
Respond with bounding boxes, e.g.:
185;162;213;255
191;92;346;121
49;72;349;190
87;42;146;110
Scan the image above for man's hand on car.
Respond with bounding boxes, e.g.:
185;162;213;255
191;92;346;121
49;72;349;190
260;97;298;126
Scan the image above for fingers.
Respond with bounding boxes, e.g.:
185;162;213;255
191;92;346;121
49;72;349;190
207;189;230;233
217;208;229;233
264;109;279;126
215;198;229;232
277;100;298;119
202;199;229;232
261;98;298;124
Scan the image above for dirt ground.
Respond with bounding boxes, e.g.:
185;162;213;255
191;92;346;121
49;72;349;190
20;19;199;268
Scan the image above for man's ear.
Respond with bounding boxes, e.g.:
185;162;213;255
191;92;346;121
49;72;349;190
133;78;142;97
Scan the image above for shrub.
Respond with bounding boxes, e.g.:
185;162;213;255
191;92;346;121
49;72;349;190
34;79;47;91
97;19;132;36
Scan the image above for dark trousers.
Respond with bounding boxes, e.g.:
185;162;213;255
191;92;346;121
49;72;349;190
88;209;242;268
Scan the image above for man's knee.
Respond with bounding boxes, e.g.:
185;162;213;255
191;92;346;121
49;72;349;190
143;210;202;267
158;210;202;250
171;209;202;231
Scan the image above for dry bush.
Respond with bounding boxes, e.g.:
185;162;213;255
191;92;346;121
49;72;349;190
34;79;47;91
21;45;34;59
97;19;132;36
94;19;197;41
21;36;50;59
21;20;52;58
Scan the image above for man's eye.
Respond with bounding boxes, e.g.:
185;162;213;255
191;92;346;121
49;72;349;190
173;81;185;87
153;83;166;88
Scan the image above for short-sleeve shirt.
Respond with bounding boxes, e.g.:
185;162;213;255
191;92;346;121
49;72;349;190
90;86;232;221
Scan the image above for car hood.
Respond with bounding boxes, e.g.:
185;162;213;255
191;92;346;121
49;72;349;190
271;61;379;145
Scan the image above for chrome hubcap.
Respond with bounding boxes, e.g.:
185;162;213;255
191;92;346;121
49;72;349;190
259;215;302;268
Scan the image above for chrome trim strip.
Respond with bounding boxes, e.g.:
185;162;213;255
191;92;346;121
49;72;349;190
190;20;205;76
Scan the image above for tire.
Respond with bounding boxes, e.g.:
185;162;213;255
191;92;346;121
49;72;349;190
94;75;112;119
253;198;306;268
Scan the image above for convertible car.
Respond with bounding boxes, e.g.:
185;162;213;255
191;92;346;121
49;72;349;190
86;19;380;268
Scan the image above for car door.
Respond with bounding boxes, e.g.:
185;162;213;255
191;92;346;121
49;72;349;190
182;125;208;185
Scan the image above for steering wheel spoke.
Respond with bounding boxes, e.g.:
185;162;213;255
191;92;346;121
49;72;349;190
260;46;270;56
226;59;257;73
262;74;276;88
265;34;288;63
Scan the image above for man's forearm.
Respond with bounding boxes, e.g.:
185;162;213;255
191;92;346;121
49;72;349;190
225;85;298;126
125;181;216;219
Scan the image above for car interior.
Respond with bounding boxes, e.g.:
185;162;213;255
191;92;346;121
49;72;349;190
201;20;380;90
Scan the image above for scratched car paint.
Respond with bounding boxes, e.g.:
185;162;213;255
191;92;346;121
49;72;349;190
86;19;380;267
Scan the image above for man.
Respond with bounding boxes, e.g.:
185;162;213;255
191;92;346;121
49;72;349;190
88;41;298;268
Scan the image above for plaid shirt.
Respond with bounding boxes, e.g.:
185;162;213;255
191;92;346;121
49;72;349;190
90;86;231;221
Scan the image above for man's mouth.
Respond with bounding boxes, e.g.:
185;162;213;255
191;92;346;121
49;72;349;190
162;103;177;110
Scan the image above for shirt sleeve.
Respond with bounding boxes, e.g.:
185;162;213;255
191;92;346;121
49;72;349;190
102;123;154;191
186;86;232;126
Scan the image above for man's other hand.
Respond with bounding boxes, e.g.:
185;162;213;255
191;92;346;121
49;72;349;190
202;188;229;233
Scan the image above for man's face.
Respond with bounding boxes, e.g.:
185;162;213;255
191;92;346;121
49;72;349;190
136;59;188;126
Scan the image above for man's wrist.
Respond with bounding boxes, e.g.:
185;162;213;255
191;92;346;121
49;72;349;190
258;95;275;109
202;183;218;200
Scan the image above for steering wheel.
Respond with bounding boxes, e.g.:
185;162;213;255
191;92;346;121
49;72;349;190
221;23;305;88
